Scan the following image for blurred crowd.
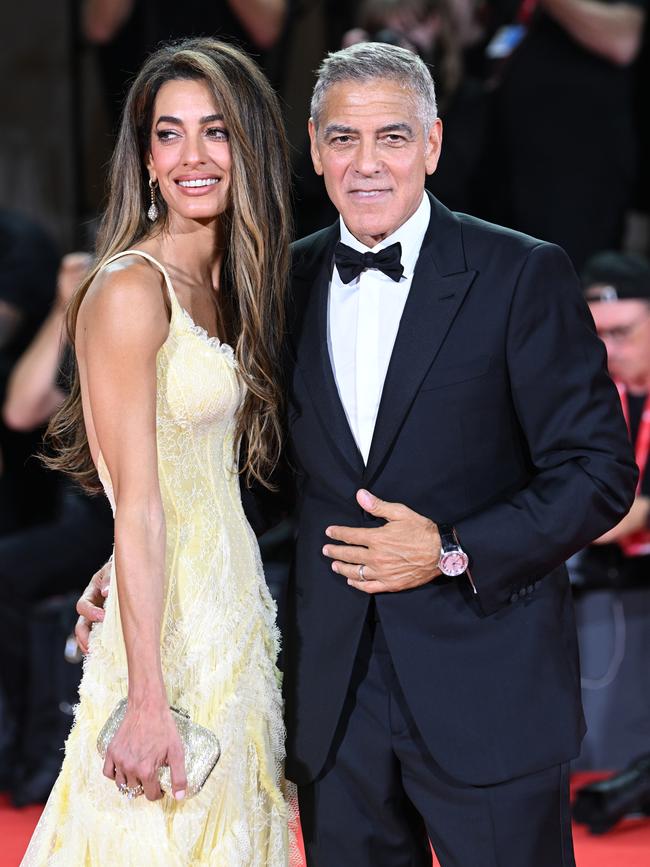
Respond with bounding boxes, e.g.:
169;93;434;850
1;0;649;822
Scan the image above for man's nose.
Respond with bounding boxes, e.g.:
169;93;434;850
352;140;383;175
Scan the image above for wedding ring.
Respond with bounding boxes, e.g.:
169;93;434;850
358;564;366;582
118;782;144;799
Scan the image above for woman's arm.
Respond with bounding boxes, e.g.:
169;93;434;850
82;0;134;44
79;259;185;801
3;253;91;432
539;0;645;66
228;0;287;49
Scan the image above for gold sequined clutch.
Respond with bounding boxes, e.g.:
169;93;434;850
97;699;221;798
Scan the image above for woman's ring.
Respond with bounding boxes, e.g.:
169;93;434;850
118;782;144;799
358;564;366;581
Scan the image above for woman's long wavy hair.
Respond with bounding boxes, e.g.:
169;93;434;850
46;38;292;493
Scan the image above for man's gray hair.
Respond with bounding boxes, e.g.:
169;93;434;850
311;42;437;132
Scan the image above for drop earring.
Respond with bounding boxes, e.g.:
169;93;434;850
147;178;159;222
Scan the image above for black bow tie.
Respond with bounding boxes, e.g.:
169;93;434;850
334;241;404;284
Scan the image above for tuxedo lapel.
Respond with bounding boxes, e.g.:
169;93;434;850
291;227;365;478
364;196;477;484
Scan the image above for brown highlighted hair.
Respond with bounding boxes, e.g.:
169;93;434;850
46;38;292;492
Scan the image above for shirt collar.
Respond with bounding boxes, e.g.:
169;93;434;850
338;193;431;280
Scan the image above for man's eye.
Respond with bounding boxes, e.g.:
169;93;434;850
206;127;229;141
331;136;352;145
382;135;406;145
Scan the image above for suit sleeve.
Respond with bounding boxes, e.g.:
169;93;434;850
454;242;638;615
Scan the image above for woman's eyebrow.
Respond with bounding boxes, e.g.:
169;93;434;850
155;113;225;125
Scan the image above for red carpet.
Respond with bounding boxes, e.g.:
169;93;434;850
2;775;649;866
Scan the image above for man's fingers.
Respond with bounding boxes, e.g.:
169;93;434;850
356;488;411;521
347;577;384;594
76;560;112;627
322;543;369;564
332;560;376;583
325;525;373;545
76;596;105;622
92;559;112;594
75;616;91;654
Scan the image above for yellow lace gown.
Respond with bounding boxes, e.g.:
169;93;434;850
21;250;291;866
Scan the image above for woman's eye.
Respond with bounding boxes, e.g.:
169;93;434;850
206;127;229;141
156;129;178;142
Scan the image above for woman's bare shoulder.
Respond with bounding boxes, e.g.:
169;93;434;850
80;254;170;347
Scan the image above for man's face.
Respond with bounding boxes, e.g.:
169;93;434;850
588;294;650;388
309;78;442;247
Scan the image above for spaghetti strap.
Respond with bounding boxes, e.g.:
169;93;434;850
102;249;180;313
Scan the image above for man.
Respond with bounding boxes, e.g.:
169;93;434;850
78;44;636;866
571;252;650;770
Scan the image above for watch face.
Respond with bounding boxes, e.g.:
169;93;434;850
440;551;469;577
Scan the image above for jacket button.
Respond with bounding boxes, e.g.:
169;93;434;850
518;587;527;599
509;593;518;604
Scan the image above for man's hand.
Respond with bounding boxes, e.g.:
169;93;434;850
593;495;650;545
75;559;112;653
322;489;441;594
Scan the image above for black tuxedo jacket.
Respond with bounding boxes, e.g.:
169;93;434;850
275;193;637;787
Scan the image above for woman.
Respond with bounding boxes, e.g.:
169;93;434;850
21;38;293;865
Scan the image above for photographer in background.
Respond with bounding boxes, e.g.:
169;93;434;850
572;251;650;769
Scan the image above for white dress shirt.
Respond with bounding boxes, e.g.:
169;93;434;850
327;193;431;463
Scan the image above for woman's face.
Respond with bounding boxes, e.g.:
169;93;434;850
146;78;232;226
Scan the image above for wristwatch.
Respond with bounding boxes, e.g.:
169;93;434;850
437;523;469;577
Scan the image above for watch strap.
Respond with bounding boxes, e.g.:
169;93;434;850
438;523;459;551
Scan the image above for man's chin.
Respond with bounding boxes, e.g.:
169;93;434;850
343;215;396;245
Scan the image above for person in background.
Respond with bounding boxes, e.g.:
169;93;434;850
573;251;650;769
83;0;289;127
1;253;114;806
0;210;60;535
482;0;647;269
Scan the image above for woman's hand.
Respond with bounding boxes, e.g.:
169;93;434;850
103;700;187;802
